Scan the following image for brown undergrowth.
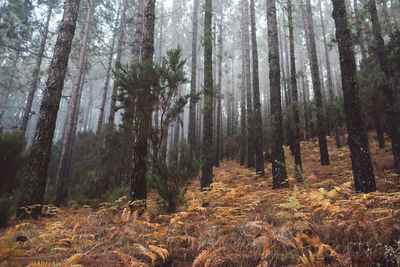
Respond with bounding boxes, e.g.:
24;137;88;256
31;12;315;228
1;134;400;266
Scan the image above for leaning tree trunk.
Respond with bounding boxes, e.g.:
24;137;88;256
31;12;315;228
17;0;80;216
243;0;255;168
240;2;247;167
107;0;128;131
53;0;93;206
21;5;52;135
188;0;199;155
319;0;341;149
287;0;303;174
250;0;264;176
201;0;213;189
303;0;330;166
368;0;400;169
332;0;376;193
130;0;155;208
267;0;288;189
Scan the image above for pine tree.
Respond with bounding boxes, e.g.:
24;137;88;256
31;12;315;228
331;0;376;193
201;0;213;190
267;0;288;188
17;0;81;216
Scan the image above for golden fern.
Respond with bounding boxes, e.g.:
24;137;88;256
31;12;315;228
133;243;157;263
148;245;168;262
192;247;226;267
112;250;150;267
27;262;52;267
59;253;84;266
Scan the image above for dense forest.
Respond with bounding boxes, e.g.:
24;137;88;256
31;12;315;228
1;0;400;266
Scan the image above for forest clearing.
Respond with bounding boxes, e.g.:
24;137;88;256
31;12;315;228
1;135;400;266
1;0;400;266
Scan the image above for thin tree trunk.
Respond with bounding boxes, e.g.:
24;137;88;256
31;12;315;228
320;0;341;148
53;0;93;206
188;0;199;154
244;0;255;168
216;13;223;166
303;0;330;166
368;0;400;169
17;0;80;216
201;0;213;189
332;0;376;193
240;2;247;167
107;0;128;131
288;0;302;175
21;5;52;134
250;0;264;176
267;0;288;189
96;7;119;134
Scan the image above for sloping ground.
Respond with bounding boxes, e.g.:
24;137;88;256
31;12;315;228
1;135;400;266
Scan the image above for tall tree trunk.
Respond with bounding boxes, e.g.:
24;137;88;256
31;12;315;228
53;0;93;206
133;0;145;58
332;0;376;193
17;0;80;216
368;0;400;169
288;0;303;174
243;0;255;168
267;0;288;189
130;0;155;207
240;1;247;167
201;0;213;189
21;5;52;134
188;0;199;154
96;6;119;134
216;13;223;166
303;0;330;166
250;0;264;176
319;0;341;149
353;0;368;63
107;0;128;131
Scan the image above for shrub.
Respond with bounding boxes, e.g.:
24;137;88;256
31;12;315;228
150;144;200;213
0;128;26;194
0;195;14;227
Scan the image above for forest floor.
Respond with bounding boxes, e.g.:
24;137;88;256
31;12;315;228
1;134;400;267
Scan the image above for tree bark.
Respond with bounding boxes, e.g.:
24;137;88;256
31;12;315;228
17;0;80;215
303;0;330;166
188;0;199;155
250;0;264;176
21;4;52;135
368;0;400;169
201;0;213;189
288;0;303;174
267;0;288;188
332;0;376;193
53;0;93;206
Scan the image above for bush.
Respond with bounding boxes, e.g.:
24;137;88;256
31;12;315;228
0;128;26;195
0;195;14;227
150;144;200;213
